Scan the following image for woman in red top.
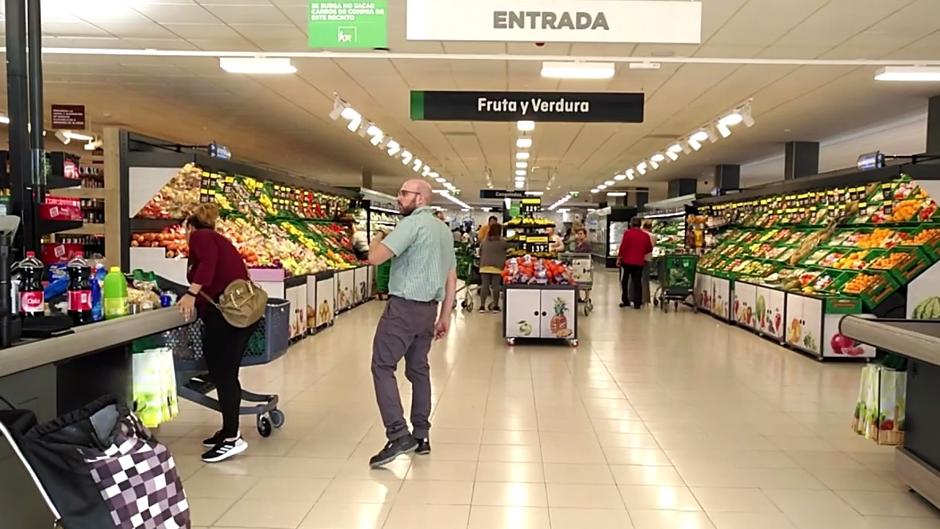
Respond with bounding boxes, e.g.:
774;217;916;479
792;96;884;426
178;203;258;463
617;217;654;309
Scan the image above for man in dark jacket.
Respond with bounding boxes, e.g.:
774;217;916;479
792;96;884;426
617;217;654;309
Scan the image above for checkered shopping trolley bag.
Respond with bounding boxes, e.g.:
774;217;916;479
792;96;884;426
0;394;190;529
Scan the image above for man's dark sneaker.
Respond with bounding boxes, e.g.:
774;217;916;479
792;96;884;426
201;438;248;463
415;438;431;455
369;435;418;468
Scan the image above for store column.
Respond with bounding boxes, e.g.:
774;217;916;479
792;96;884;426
784;141;819;179
713;165;740;194
361;168;373;189
635;188;649;208
668;179;696;198
927;95;940;154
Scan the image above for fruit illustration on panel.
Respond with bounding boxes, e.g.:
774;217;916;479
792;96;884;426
550;297;569;337
518;321;533;336
913;297;940;319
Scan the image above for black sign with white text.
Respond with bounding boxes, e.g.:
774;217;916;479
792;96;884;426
412;91;644;123
480;189;527;199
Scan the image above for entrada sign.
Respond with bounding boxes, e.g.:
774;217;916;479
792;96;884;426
406;0;701;44
412;91;644;123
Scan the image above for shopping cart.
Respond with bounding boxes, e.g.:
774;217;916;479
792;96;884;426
455;241;480;312
559;252;594;316
653;254;698;313
143;299;290;437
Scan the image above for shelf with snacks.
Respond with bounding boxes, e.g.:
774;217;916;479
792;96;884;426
693;161;940;359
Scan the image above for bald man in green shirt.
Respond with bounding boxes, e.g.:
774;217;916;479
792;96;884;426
366;179;457;468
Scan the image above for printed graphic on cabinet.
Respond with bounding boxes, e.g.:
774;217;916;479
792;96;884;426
733;281;757;328
713;277;731;320
354;266;369;305
756;286;786;340
907;260;940;319
539;289;576;340
786;294;823;355
694;273;712;312
336;270;355;310
316;276;335;326
305;276;318;330
285;283;308;339
824;313;876;358
505;288;541;339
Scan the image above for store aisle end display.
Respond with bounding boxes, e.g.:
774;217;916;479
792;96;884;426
695;162;940;359
502;199;579;346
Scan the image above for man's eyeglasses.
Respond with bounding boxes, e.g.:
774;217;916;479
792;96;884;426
397;189;421;198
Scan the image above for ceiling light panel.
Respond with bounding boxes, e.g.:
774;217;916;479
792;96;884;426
219;57;296;74
541;61;615;80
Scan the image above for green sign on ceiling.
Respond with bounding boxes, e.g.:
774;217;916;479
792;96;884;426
308;1;388;49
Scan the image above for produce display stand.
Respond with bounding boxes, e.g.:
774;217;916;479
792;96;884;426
639;194;702;274
694;159;940;360
840;316;940;511
503;284;578;346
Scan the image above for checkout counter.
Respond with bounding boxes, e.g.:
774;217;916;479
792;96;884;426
841;316;940;511
0;308;192;529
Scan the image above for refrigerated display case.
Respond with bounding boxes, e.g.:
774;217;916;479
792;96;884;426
585;206;637;268
352;188;401;243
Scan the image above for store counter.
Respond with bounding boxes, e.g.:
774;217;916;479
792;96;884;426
0;309;192;420
840;316;940;510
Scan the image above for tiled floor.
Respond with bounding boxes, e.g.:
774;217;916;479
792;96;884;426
161;271;940;529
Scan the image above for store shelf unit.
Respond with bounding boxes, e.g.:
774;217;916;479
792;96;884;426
352;188;401;243
639;194;703;279
840;316;940;511
693;160;940;360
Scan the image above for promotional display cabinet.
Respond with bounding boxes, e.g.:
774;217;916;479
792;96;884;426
695;160;940;360
503;285;578;346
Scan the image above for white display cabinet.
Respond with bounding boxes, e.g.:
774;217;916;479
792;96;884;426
503;285;578;346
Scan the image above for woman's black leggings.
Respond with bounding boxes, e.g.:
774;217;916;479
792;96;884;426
202;304;258;438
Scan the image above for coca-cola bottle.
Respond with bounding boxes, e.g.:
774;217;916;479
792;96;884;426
67;257;93;325
18;251;45;317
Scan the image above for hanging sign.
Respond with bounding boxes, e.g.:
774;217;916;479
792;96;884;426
481;189;527;199
406;0;701;44
50;104;86;129
412;91;644;123
308;1;388;49
209;142;232;160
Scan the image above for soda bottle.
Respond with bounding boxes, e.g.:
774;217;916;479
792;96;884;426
18;251;45;317
67;257;93;325
103;266;128;319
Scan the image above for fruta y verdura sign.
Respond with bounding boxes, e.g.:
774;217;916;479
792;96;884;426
308;1;387;49
411;91;644;123
406;0;701;44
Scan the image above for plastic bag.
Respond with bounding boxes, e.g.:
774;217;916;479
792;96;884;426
132;347;179;428
851;364;906;446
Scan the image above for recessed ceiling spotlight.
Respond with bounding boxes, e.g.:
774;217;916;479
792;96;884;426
516;138;533;148
598;184;608;190
516;152;530;160
516;161;528;169
517;120;536;132
604;180;615;186
590;188;599;194
516;170;527;176
614;174;627;181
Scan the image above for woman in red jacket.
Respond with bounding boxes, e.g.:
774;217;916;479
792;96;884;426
617;217;654;309
178;203;259;463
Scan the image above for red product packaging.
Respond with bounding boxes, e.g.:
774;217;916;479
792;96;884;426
41;242;84;264
39;201;83;221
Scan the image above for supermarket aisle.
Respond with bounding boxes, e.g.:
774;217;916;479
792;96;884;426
163;270;940;529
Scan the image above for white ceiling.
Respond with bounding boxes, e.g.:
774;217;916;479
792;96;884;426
0;0;938;200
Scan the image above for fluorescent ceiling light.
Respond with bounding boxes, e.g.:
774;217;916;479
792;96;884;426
590;188;599;194
649;159;660;170
515;170;527;176
515;161;528;169
614;174;627;181
63;131;94;141
667;143;684;154
650;153;665;163
607;192;627;197
598;184;608;190
0;115;9;125
875;66;940;82
515;181;525;189
220;57;295;74
665;150;679;161
541;61;615;80
690;130;710;143
516;138;533;148
688;138;702;151
604;180;615;186
516;152;530;160
517;120;536;132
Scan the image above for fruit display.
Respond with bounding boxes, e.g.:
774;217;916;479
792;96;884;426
137;163;202;219
648;216;688;257
505;217;554;228
842;273;882;295
502;255;573;285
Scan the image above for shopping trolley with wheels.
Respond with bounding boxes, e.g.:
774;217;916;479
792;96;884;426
653;254;698;313
559;252;594;316
455;241;481;312
144;299;290;437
